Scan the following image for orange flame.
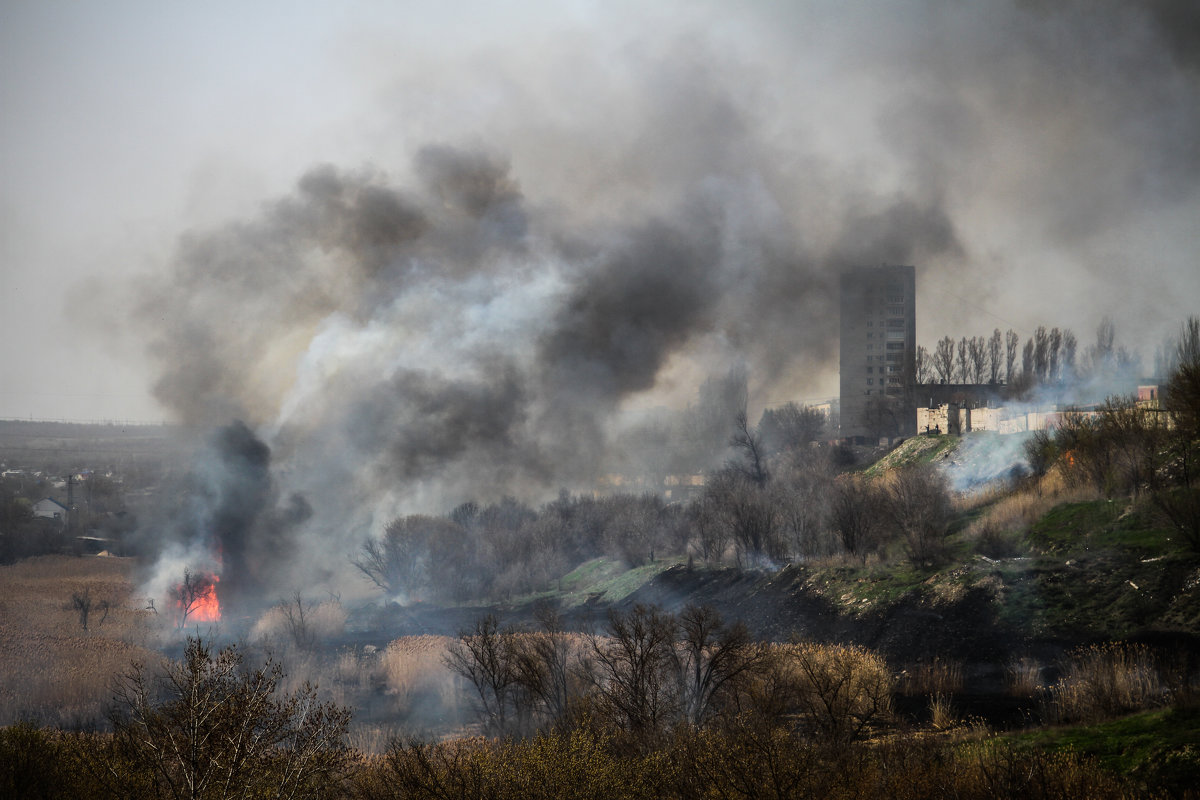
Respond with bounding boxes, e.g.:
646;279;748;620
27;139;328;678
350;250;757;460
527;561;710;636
173;571;221;626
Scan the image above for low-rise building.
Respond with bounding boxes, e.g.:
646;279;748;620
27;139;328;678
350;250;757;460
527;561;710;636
32;497;68;520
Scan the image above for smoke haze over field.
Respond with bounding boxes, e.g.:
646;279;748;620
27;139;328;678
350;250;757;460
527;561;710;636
2;1;1199;599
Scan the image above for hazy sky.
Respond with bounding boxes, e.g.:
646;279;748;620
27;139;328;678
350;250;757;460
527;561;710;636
2;0;1198;422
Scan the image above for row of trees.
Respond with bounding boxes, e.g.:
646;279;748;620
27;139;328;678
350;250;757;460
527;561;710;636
1025;318;1200;550
2;640;1147;799
354;314;1197;602
444;604;893;746
354;452;956;603
917;317;1141;390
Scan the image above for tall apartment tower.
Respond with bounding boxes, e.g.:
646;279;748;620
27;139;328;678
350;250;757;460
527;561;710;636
839;265;917;441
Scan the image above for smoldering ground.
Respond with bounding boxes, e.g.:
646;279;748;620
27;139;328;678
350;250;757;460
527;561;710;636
101;0;1199;607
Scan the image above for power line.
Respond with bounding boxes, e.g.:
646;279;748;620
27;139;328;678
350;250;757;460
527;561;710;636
921;285;1031;337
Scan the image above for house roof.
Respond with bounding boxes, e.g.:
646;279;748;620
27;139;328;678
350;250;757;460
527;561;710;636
33;497;69;515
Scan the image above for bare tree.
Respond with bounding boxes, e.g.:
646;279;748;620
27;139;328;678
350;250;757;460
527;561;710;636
1095;316;1116;365
1048;327;1063;383
1005;329;1020;384
860;394;902;441
1033;325;1050;383
1053;412;1116;494
511;605;581;727
934;336;955;384
444;614;522;736
885;465;953;564
1167;317;1200;438
988;329;1003;384
757;402;825;456
676;605;764;726
829;474;880;558
354;515;469;601
915;344;933;384
105;638;351;800
353;517;430;599
778;642;894;742
956;336;970;383
1101;395;1164;497
729;409;768;487
71;588;107;631
774;456;834;559
968;336;987;384
1152;317;1200;552
172;568;217;630
1061;329;1078;383
1021;339;1035;382
72;588;92;631
277;591;316;651
586;605;680;741
704;467;782;565
688;494;731;564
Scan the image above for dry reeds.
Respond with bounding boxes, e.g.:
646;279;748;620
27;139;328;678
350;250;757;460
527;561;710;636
1006;656;1042;698
0;555;158;727
900;657;964;696
963;472;1099;558
928;693;958;730
249;597;347;650
1046;642;1166;723
380;636;458;715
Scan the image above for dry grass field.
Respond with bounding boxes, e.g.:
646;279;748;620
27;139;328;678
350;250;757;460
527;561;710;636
0;554;556;742
0;555;160;728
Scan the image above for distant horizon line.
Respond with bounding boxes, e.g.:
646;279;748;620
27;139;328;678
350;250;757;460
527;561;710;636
0;417;177;427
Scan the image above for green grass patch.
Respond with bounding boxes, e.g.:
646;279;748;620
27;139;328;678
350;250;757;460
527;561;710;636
1000;707;1200;791
990;497;1195;637
862;435;959;478
550;557;678;607
987;547;1200;639
593;562;674;603
558;557;623;593
808;562;935;611
1028;499;1177;556
1028;500;1121;552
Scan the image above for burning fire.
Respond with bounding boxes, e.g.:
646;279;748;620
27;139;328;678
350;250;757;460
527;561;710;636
172;570;221;626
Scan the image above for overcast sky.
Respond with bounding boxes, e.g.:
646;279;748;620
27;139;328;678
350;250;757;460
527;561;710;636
2;0;1198;423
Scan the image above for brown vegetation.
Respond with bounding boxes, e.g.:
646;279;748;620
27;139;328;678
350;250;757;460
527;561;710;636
0;555;158;727
1046;642;1167;723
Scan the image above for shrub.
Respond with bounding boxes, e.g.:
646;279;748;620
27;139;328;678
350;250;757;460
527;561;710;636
102;637;352;799
884;465;954;565
357;730;663;800
0;722;90;800
954;739;1140;800
769;642;894;741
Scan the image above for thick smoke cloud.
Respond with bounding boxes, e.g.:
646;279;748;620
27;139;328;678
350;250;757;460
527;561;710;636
121;0;1199;603
137;421;314;614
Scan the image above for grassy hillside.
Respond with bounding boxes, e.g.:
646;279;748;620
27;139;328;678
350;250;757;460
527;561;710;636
576;436;1200;663
862;433;959;477
1001;707;1200;796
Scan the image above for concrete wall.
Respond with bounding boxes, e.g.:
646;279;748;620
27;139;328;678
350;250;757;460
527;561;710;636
968;406;1002;432
917;404;963;434
917;404;1107;435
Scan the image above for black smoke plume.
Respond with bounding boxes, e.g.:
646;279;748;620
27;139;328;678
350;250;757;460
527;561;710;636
118;0;1199;603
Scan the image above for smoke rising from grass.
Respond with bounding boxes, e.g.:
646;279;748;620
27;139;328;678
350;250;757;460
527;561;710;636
118;0;1199;605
